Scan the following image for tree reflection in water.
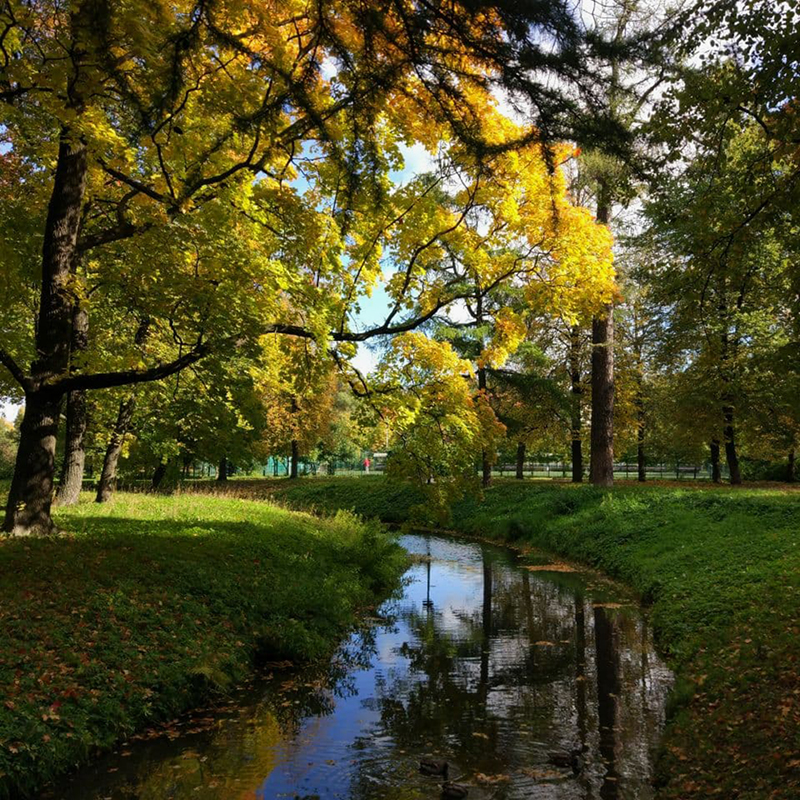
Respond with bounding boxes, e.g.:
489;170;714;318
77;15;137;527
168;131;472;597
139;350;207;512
58;534;672;800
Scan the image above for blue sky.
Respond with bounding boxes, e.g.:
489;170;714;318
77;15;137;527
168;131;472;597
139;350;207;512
348;141;433;375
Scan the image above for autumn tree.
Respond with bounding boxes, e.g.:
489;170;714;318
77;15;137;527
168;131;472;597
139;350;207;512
0;0;632;535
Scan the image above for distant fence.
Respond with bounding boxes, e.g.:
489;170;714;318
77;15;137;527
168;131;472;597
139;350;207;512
494;461;724;481
115;456;722;485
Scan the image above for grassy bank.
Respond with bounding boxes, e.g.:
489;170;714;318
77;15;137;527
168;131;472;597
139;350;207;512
0;493;406;798
264;476;800;800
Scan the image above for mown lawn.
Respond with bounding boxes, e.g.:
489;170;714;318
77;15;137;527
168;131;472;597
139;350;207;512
264;476;800;800
0;493;406;798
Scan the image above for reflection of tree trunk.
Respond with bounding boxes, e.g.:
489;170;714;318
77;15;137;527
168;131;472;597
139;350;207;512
595;606;619;800
723;404;741;485
710;440;721;483
575;597;588;752
217;456;227;482
516;441;525;480
569;325;583;483
96;397;135;503
480;554;492;701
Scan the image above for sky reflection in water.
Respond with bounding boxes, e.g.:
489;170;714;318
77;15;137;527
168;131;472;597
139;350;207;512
57;533;673;800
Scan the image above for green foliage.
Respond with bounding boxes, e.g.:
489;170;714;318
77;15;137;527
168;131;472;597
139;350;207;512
0;493;406;798
0;421;15;479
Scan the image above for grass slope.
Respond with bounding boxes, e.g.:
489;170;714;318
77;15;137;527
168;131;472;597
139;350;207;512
269;477;800;800
0;493;406;798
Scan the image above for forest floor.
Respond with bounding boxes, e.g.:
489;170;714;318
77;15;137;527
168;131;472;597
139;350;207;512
0;492;406;799
230;475;800;800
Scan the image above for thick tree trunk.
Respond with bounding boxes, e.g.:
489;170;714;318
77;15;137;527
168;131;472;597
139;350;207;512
55;297;90;506
151;460;168;490
590;188;614;488
54;388;88;506
96;397;135;503
710;440;722;483
3;391;64;535
515;441;525;480
788;448;796;483
590;309;615;487
569;325;583;483
478;365;492;487
217;456;228;481
290;440;299;479
722;405;741;485
3;132;88;534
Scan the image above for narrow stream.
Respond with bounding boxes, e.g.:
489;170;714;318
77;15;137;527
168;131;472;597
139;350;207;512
53;533;673;799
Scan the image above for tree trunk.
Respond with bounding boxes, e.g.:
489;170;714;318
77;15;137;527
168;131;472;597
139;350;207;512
151;460;168;490
636;384;646;483
590;187;614;488
478;365;492;487
96;397;135;503
722;404;741;485
515;441;525;480
569;325;583;483
290;439;299;479
788;448;796;483
3;392;64;535
590;309;615;487
217;456;228;481
3;132;88;534
710;440;721;483
54;389;88;506
55;298;90;506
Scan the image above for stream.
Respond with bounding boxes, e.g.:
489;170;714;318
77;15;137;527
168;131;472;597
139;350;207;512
52;532;673;799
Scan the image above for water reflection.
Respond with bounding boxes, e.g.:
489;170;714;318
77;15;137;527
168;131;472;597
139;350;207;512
56;534;672;799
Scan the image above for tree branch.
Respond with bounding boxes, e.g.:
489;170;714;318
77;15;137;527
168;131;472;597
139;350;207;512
0;347;30;390
53;342;211;393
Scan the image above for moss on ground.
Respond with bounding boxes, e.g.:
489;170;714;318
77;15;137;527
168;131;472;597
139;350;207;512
266;476;800;800
0;493;406;798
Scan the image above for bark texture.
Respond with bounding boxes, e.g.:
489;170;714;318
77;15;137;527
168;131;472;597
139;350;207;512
589;308;615;487
636;383;646;483
95;397;135;503
569;325;583;483
55;300;90;506
478;365;492;487
589;189;614;488
3;132;88;534
723;404;742;485
710;440;722;483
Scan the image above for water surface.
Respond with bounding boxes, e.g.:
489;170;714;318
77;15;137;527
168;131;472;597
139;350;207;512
53;533;672;799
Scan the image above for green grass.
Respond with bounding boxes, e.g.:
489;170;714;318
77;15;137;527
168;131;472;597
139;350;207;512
266;476;800;800
0;492;406;798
